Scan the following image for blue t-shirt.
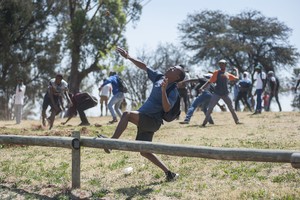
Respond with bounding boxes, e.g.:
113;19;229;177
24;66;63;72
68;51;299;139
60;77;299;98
138;68;178;123
238;79;252;92
102;75;120;95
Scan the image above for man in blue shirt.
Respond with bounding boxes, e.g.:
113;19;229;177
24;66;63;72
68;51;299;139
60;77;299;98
99;72;125;123
100;47;185;182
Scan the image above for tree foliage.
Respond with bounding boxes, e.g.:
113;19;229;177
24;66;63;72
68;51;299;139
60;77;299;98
0;0;64;119
178;10;299;75
65;0;143;93
0;0;144;119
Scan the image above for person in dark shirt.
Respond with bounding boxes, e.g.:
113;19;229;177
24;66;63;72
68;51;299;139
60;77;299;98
61;92;98;126
100;47;185;182
265;71;282;112
235;72;253;112
200;59;240;127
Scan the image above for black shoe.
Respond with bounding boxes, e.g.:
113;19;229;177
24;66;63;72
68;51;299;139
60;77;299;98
109;119;118;124
252;110;261;115
79;122;90;126
165;171;179;182
201;123;206;127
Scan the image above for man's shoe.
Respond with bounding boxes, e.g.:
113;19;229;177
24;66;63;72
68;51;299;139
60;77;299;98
252;111;261;115
165;171;179;182
79;122;90;126
236;121;243;125
179;121;189;124
109;119;118;124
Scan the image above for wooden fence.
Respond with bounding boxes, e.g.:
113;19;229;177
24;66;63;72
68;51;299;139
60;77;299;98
0;132;299;189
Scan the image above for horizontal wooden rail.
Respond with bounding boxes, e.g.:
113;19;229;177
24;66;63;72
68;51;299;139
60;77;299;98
0;134;299;166
0;135;75;149
81;137;299;165
1;133;299;189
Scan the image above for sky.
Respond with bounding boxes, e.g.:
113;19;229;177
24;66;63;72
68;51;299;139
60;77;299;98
86;0;299;117
125;0;300;65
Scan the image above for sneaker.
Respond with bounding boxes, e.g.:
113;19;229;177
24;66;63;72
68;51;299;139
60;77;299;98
109;119;118;124
252;110;261;115
165;171;179;182
236;121;243;125
79;122;90;126
179;121;189;124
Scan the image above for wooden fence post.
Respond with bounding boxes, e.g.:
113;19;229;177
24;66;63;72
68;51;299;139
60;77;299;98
71;131;81;189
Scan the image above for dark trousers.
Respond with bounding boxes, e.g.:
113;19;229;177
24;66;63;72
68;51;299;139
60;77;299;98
235;91;252;112
255;89;263;112
178;88;190;113
77;100;95;123
266;92;282;111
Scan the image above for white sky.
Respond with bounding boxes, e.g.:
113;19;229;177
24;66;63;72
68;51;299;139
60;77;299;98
125;0;300;65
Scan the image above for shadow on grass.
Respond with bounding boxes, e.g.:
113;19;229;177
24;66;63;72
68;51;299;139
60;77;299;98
115;181;162;200
0;184;83;200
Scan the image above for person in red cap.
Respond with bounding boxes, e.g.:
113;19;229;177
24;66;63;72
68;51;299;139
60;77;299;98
199;59;241;126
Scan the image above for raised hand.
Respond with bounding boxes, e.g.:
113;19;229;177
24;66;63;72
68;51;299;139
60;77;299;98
116;47;128;58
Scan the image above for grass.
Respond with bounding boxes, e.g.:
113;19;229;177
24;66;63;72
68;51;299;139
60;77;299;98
0;111;300;199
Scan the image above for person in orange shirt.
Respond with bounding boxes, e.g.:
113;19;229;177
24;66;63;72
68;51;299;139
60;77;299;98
199;59;241;127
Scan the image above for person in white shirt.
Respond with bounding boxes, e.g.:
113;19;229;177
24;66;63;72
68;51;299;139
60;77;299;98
14;78;26;124
252;65;266;114
98;78;112;116
41;74;72;129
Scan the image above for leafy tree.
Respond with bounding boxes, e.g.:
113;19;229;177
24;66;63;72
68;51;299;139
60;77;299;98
63;0;143;93
0;0;145;120
178;10;299;79
0;0;64;119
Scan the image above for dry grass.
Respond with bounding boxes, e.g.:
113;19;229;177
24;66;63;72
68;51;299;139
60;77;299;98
0;111;300;200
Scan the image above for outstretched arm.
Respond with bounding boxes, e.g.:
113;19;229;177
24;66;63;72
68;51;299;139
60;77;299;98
199;80;210;93
116;47;147;71
178;78;200;85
